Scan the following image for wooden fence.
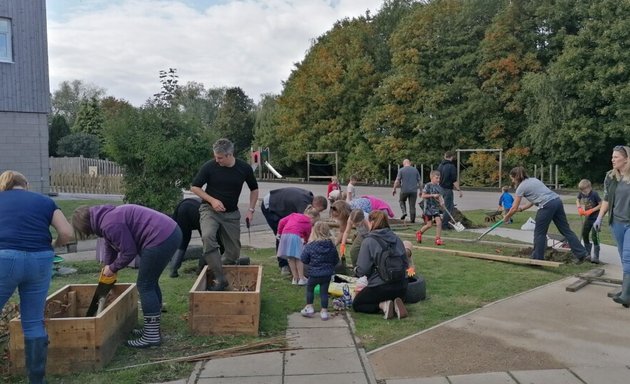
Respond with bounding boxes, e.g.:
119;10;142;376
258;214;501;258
49;157;124;194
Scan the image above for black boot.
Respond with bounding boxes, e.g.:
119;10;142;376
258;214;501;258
25;336;48;384
169;249;185;278
591;245;600;264
584;243;592;261
613;274;630;308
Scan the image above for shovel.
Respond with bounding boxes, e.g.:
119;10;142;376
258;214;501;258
86;269;117;317
473;219;504;242
442;207;465;232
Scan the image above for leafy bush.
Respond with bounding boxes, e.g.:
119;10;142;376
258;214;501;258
56;132;101;158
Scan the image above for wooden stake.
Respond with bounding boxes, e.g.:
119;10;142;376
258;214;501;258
412;246;562;267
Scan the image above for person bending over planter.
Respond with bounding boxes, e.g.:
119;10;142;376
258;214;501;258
352;210;409;320
72;204;182;348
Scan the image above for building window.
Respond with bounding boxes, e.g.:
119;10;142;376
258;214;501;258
0;18;12;62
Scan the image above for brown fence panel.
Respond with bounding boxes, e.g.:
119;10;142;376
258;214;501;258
50;157;124;194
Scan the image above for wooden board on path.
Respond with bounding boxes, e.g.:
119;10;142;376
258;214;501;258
566;268;622;293
412;246;562;267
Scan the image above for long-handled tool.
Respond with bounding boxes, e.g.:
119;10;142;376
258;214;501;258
86;269;117;317
473;219;504;242
245;217;251;243
442;207;465;232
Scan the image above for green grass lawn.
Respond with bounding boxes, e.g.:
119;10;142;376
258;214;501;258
0;203;609;383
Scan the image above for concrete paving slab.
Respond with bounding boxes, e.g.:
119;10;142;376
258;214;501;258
509;369;583;384
195;376;282;384
197;352;283;378
287;326;355;348
287;312;348;328
448;371;517;384
571;366;630;384
285;372;369;384
285;347;364;375
386;377;450;384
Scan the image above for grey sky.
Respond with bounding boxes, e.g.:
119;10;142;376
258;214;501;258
46;0;384;105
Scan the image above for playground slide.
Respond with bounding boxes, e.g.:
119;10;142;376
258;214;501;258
264;161;283;178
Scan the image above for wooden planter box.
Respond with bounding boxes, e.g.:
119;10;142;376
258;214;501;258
189;265;262;336
9;283;138;374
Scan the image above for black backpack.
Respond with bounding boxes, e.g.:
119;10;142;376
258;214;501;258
372;236;406;283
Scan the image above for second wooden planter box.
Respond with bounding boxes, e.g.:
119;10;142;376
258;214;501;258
189;265;262;336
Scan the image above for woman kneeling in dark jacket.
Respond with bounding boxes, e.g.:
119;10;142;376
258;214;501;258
353;210;408;319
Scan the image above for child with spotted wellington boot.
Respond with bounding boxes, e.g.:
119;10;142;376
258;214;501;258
416;170;444;245
300;222;339;320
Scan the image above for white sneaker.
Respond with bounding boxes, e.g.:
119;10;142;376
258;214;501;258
301;306;314;317
291;278;298;285
280;266;291;276
320;309;329;321
297;278;308;286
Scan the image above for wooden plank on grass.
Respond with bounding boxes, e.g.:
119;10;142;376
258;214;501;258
412;246;562;267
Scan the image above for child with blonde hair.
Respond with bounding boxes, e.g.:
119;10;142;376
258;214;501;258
416;170;444;245
498;185;514;224
277;205;320;285
300;222;339;320
576;179;602;263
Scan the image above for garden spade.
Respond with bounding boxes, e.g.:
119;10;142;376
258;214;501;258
442;207;465;232
86;269;117;317
474;219;504;242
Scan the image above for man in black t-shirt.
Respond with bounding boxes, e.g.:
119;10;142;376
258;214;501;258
191;138;258;291
437;151;463;230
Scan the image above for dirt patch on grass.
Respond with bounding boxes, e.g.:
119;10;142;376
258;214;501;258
369;326;564;380
512;246;576;263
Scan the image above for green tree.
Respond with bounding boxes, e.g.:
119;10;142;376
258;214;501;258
48;114;70;157
212;87;255;157
521;0;630;182
103;69;209;213
57;133;100;158
277;15;384;178
72;97;105;137
51;80;106;127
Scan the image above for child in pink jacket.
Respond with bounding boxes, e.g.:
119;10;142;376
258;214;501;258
277;206;320;285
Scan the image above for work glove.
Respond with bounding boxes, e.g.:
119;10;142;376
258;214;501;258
340;243;346;257
593;217;602;232
584;208;595;216
577;207;585;216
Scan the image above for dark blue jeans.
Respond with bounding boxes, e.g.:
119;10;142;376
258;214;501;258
261;204;288;268
137;227;182;315
441;188;454;229
0;250;53;338
306;276;332;309
532;198;587;260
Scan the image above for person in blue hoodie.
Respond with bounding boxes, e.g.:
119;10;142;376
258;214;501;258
299;221;339;321
353;210;409;320
72;204;182;348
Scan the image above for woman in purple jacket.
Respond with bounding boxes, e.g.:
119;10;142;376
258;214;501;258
72;204;182;348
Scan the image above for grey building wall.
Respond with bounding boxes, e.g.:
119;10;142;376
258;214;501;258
0;0;50;193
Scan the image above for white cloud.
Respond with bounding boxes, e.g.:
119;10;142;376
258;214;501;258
47;0;384;105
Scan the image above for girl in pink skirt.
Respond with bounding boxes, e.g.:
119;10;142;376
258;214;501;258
277;206;320;285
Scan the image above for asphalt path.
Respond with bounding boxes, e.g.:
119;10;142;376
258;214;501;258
55;180;580;229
